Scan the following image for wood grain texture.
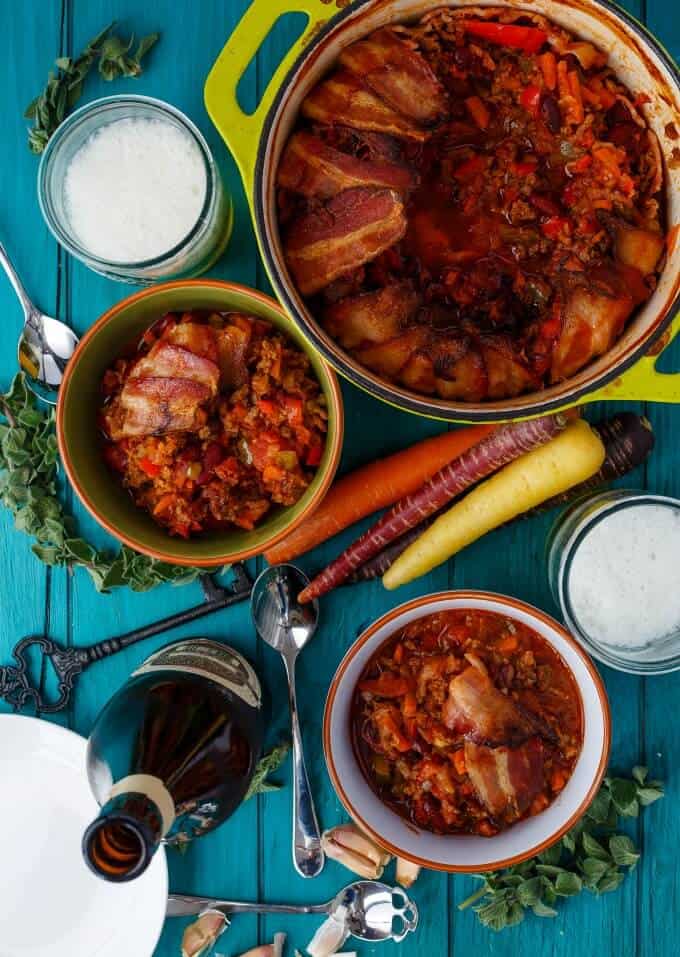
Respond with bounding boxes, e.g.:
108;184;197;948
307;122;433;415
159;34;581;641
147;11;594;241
0;1;677;956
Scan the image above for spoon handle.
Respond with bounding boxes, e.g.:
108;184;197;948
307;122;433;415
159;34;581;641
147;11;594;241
284;656;325;878
0;240;36;321
166;894;327;917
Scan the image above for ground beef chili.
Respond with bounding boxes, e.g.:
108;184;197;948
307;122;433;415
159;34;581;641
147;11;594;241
352;609;583;836
99;310;327;538
277;6;665;401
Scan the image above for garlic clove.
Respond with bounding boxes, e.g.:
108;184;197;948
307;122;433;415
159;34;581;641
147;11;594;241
321;823;391;879
306;913;350;957
237;933;286;957
396;857;422;888
181;909;228;957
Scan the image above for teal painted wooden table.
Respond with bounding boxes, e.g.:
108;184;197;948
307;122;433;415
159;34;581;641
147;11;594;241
0;1;678;955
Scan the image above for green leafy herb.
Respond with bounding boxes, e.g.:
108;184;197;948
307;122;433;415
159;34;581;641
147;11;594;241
0;374;206;592
245;742;291;800
458;766;664;931
25;22;159;153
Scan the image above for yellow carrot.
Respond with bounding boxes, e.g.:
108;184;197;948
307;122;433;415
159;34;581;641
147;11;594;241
383;420;605;590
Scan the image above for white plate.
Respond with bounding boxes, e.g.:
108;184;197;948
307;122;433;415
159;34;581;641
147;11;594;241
0;715;167;957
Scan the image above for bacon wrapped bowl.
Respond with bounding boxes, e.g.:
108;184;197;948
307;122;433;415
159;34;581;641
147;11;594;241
56;281;343;566
206;0;680;422
323;592;610;871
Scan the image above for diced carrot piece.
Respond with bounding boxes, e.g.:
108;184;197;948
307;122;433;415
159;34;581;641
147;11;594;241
393;642;404;665
496;634;518;653
551;768;567;792
568;71;584;124
403;692;417;718
465;95;491;130
539;51;557;90
452;749;467;776
557;60;571;100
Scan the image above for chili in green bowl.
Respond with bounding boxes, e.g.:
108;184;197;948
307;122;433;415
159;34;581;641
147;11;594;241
57;280;343;567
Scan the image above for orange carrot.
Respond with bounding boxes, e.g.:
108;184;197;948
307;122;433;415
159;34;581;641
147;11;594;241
264;426;495;564
568;70;584;124
557;59;571;100
465;95;490;130
539;51;557;90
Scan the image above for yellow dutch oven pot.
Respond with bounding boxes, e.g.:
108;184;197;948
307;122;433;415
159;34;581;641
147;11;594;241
205;0;680;423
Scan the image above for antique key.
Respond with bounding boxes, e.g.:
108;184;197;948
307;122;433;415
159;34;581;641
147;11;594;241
0;563;254;713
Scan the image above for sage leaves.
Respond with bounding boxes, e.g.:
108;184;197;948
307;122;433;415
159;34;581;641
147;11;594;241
458;766;663;931
0;374;205;591
25;22;159;153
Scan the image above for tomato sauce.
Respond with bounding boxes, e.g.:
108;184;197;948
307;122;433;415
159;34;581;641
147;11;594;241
352;609;583;836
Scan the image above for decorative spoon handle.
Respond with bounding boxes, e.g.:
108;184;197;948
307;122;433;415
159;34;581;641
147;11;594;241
166;893;328;918
284;654;325;878
0;239;35;320
0;566;253;713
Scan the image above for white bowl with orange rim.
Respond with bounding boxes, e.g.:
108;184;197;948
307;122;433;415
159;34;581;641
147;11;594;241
323;591;610;872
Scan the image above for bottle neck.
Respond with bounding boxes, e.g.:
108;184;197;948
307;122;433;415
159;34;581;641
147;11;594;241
83;790;165;882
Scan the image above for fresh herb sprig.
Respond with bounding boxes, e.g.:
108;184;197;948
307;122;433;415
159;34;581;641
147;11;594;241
25;22;159;153
458;766;664;931
245;742;291;800
0;374;206;592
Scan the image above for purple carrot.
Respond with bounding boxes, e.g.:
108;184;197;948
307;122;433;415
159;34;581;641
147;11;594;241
299;412;569;602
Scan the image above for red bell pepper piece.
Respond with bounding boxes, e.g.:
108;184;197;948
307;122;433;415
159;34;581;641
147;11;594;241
305;443;322;467
139;457;161;478
453;154;486;179
461;20;547;54
520;83;542;116
541;215;571;239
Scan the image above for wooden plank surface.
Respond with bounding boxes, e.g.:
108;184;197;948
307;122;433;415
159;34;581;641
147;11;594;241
0;2;677;956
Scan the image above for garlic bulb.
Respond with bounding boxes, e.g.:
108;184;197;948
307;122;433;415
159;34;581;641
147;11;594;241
181;910;227;957
321;824;392;879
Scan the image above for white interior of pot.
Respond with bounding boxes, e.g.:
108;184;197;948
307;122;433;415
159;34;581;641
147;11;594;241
260;0;680;418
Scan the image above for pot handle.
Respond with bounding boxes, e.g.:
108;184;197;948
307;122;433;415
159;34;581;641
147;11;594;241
583;311;680;404
204;0;333;194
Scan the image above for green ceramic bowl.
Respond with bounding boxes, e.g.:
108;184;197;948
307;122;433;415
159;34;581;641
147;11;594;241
57;280;344;566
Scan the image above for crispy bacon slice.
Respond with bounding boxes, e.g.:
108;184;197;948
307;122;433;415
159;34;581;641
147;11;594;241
339;27;447;125
442;664;536;746
277;131;416;200
107;378;211;440
464;737;545;820
214;323;251;389
132;343;220;396
301;70;427;142
284;187;407;295
164;322;219;362
550;283;634;382
323;281;420;348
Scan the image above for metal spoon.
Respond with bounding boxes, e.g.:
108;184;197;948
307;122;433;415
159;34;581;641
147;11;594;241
251;564;324;878
167;880;419;944
0;240;79;403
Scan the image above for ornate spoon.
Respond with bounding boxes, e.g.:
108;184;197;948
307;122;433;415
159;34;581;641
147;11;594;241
168;879;419;944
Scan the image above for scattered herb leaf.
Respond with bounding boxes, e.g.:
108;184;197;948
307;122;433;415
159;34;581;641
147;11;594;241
25;22;158;153
0;374;207;591
245;742;291;800
458;767;663;931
